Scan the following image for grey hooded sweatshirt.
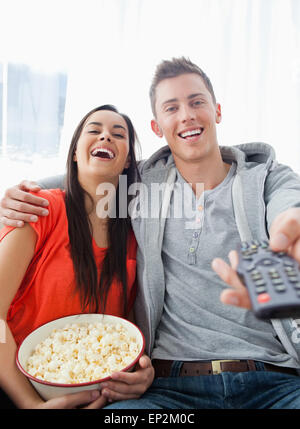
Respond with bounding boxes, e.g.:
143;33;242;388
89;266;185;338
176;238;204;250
130;142;300;366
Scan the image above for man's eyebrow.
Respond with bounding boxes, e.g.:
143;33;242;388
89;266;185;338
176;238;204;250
86;121;127;131
187;93;207;100
161;93;207;106
161;98;178;106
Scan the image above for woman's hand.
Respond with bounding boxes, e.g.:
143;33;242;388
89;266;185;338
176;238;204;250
33;389;106;409
100;354;154;403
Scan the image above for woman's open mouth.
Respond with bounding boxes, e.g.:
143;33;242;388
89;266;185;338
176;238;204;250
91;147;115;160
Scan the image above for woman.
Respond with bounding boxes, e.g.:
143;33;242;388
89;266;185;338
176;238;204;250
0;105;154;409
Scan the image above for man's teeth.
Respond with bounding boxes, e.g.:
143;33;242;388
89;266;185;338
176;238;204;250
180;129;203;138
91;148;115;159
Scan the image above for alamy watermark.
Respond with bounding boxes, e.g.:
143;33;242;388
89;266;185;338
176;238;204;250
95;175;205;229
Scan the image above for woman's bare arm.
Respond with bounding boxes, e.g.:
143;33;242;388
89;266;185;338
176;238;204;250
0;226;103;408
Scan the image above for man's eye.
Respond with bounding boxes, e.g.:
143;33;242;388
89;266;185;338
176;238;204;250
165;106;177;113
192;100;203;107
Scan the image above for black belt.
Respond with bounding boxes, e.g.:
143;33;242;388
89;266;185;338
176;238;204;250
152;359;298;377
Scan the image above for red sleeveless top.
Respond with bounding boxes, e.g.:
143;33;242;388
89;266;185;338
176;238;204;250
0;189;137;346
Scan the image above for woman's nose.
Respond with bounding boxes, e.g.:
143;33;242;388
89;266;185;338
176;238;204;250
99;132;111;142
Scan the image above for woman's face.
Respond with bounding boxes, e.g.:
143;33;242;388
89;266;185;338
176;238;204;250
74;109;130;186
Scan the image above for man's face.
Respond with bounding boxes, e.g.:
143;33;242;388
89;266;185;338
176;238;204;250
151;73;221;167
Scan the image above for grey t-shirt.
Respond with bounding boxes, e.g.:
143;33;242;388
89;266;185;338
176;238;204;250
152;163;299;368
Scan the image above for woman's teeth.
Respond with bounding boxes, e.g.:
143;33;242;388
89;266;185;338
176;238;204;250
91;148;115;159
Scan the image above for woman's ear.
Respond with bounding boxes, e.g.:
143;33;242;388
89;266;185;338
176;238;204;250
151;119;163;138
73;152;77;162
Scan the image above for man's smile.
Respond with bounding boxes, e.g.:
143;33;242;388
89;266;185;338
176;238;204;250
178;127;204;141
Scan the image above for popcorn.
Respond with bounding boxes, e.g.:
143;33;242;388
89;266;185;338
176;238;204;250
25;321;141;384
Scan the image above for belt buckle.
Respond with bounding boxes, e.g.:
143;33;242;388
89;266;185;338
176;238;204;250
211;359;240;375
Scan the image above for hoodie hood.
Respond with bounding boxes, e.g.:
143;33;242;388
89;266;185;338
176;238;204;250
140;142;277;173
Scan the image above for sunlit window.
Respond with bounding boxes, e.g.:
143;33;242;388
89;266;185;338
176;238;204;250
4;63;67;160
0;62;67;195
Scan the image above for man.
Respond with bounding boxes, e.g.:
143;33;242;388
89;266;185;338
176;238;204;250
1;57;300;409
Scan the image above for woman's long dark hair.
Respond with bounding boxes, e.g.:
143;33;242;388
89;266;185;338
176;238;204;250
64;105;140;316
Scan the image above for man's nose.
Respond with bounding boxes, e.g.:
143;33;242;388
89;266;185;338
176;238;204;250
180;105;195;122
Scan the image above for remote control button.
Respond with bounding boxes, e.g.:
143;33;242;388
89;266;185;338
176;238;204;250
284;266;294;272
246;264;256;272
256;286;267;294
288;277;299;283
260;241;269;249
261;259;273;266
293;283;300;290
284;260;295;267
274;284;286;292
286;271;297;277
257;293;271;303
254;279;266;286
271;278;284;285
277;252;286;257
251;273;263;280
269;272;280;279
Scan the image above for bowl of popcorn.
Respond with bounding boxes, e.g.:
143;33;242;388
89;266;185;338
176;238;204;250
16;314;145;400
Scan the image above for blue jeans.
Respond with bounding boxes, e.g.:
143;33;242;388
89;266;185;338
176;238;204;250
104;361;300;409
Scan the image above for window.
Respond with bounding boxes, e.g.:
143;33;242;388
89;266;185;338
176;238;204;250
0;63;67;196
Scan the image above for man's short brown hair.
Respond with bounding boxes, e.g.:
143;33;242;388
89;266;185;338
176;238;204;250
149;57;216;117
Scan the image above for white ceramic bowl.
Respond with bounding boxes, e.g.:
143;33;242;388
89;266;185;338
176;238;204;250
16;314;145;400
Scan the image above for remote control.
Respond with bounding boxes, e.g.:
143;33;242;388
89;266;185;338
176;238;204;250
236;240;300;319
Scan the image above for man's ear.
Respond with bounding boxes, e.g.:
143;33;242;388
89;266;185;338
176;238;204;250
151;119;163;138
215;103;222;124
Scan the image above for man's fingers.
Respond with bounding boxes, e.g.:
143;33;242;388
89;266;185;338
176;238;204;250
0;187;49;225
212;257;252;309
19;180;42;192
1;199;49;218
293;239;300;262
3;188;49;209
0;216;24;228
220;288;252;309
228;250;239;271
269;208;300;251
212;257;245;291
